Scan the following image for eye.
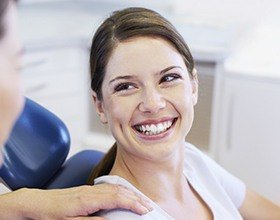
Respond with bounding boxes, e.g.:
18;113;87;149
160;73;182;84
114;83;136;92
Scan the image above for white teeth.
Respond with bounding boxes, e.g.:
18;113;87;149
157;123;164;134
150;124;157;133
167;121;172;127
145;125;150;131
135;120;174;135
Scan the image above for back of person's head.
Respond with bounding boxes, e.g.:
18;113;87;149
88;7;195;184
0;0;17;39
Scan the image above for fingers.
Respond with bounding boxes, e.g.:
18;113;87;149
8;185;152;219
70;217;105;220
80;184;153;215
109;184;153;215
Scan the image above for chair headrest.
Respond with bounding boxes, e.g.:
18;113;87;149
0;98;70;190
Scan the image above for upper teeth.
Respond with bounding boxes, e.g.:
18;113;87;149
135;120;173;135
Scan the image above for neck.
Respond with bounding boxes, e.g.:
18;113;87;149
110;142;187;202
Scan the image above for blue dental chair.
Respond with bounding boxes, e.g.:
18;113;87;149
0;98;104;190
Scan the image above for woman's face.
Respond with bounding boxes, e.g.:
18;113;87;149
0;1;23;164
93;37;197;161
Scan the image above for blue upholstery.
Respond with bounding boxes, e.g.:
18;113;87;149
0;98;104;190
46;150;104;189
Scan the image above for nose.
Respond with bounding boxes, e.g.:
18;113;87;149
139;88;166;113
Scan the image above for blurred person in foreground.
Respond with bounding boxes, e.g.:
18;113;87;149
0;1;153;219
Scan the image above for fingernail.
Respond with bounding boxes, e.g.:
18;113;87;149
146;204;153;211
144;201;153;211
141;206;150;214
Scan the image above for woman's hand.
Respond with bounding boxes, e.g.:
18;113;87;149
0;184;153;219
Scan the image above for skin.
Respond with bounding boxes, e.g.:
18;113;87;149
239;189;280;220
0;2;153;219
93;36;280;219
0;184;152;219
95;37;198;164
0;0;23;158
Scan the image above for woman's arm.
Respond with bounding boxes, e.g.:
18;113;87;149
239;188;280;220
0;184;152;219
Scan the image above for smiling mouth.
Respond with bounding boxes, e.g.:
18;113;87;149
133;118;177;136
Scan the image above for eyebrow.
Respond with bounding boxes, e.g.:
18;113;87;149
159;65;182;75
109;65;183;84
109;75;135;84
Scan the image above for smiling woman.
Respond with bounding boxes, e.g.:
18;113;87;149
87;7;280;220
88;7;197;178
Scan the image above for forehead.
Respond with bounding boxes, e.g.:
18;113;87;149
112;36;179;58
105;36;185;76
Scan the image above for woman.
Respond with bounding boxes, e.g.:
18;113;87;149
88;7;280;219
0;1;152;219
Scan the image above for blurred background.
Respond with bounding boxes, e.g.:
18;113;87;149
16;0;280;204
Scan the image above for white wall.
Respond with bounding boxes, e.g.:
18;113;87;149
171;0;279;25
20;0;280;25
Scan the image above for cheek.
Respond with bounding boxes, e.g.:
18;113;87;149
0;72;24;144
166;84;194;107
167;85;195;131
0;73;23;112
0;56;22;101
104;97;136;126
180;87;195;115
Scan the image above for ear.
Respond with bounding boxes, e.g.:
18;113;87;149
191;68;198;106
92;91;108;124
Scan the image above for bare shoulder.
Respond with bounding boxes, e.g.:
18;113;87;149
239;188;280;220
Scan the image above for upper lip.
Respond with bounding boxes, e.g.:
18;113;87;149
132;117;177;127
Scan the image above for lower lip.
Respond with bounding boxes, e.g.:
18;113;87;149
133;119;177;142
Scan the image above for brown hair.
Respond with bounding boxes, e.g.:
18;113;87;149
88;7;195;184
0;0;17;39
